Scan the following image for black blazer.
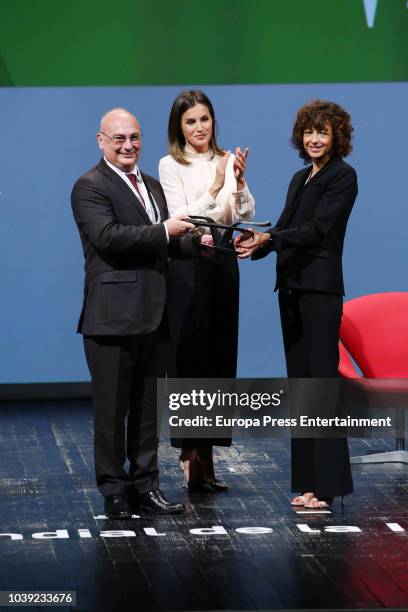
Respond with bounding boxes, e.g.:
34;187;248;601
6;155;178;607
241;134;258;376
71;158;196;336
255;158;357;295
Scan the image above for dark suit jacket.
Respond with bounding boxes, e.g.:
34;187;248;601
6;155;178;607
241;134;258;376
254;158;357;295
71;158;197;336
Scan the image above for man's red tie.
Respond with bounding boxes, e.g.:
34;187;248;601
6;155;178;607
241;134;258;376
126;173;146;208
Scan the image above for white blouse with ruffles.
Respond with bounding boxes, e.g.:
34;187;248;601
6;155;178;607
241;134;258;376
158;144;255;225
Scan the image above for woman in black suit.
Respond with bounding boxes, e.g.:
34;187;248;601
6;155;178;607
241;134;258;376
235;100;357;508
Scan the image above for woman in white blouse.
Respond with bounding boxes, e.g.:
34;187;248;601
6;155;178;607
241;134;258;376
159;90;255;491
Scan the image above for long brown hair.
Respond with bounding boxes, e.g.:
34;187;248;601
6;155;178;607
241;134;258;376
167;90;225;165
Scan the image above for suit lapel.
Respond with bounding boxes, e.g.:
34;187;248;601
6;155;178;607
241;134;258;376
276;167;309;228
97;159;152;225
276;158;341;228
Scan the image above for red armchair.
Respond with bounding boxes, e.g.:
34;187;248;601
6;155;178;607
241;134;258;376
339;292;408;464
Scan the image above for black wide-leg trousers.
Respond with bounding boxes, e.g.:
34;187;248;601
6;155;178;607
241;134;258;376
83;331;162;497
278;289;353;499
167;255;238;448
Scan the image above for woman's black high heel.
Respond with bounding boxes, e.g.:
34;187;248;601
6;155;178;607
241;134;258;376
179;449;207;491
179;448;229;492
196;447;229;492
204;479;229;491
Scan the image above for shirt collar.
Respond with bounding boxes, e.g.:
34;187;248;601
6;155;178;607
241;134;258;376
104;156;143;182
184;143;213;160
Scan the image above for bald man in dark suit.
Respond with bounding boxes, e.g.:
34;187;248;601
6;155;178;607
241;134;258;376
72;108;204;518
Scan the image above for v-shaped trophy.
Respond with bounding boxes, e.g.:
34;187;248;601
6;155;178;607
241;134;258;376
189;216;271;255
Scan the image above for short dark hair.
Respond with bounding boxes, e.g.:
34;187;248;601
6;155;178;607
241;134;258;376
291;99;353;162
167;90;224;165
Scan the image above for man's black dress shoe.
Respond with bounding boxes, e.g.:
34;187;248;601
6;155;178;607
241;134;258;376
137;489;185;514
104;494;131;519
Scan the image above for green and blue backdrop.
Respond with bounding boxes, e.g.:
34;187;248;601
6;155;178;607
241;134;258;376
1;0;407;383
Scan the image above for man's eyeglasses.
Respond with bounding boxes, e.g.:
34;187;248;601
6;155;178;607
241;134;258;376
100;131;143;145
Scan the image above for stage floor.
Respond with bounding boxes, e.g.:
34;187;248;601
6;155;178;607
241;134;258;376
0;400;407;611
